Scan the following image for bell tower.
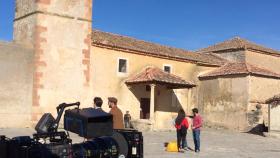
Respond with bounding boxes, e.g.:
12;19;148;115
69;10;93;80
14;0;93;124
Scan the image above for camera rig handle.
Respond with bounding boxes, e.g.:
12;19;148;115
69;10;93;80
51;102;80;132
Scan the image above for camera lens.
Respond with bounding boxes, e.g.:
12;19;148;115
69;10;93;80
72;136;119;158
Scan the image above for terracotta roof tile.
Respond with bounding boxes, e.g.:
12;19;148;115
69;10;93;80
197;37;280;56
91;30;226;66
125;66;195;88
199;62;280;79
266;94;280;104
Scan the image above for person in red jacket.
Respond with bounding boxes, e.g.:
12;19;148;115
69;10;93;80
175;109;189;152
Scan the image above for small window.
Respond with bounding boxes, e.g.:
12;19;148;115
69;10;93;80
118;59;127;73
164;65;171;73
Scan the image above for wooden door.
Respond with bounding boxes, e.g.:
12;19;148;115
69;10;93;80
140;98;150;119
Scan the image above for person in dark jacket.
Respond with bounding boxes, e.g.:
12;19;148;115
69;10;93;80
175;109;189;152
93;97;104;112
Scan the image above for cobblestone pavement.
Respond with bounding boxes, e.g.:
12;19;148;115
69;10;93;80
1;128;280;158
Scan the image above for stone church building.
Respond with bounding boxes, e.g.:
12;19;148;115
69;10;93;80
1;0;280;131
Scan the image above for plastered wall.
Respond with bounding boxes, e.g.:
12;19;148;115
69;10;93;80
198;76;249;130
0;42;34;127
246;50;280;74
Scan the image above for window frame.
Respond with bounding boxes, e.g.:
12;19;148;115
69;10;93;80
117;57;129;76
163;64;172;73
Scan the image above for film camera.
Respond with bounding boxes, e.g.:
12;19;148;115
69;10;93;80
0;102;143;158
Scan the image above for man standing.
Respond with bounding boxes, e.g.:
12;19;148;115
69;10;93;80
108;97;124;129
192;108;202;153
93;97;104;112
124;111;132;128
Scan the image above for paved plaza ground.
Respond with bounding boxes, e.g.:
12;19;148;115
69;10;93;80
1;128;280;158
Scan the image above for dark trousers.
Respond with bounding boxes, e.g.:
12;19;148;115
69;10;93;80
192;129;200;151
176;130;186;150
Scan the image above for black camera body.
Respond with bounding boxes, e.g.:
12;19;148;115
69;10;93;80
64;107;113;138
0;102;143;158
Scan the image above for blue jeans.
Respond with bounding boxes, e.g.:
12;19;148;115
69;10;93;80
192;129;200;151
184;138;188;148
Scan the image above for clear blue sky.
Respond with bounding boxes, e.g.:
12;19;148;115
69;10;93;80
1;0;280;51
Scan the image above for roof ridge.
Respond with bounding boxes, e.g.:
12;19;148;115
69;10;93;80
196;36;280;55
125;66;195;87
243;62;251;73
235;37;259;50
198;53;229;62
235;37;247;49
199;61;280;79
92;30;226;66
92;29;137;41
147;67;154;80
245;62;280;75
196;39;228;52
92;29;193;53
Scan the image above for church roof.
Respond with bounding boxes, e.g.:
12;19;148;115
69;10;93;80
91;30;226;66
199;62;280;79
197;37;280;56
125;66;195;89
